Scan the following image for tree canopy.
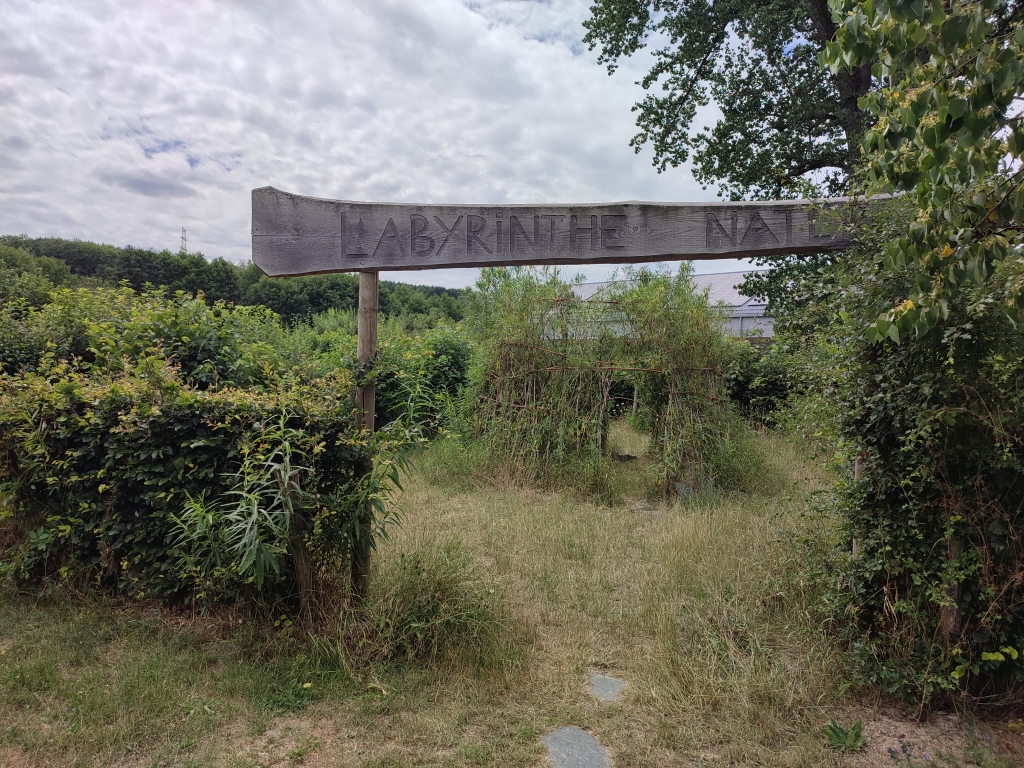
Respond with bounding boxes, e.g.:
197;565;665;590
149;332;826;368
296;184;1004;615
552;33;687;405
826;0;1024;341
583;0;873;198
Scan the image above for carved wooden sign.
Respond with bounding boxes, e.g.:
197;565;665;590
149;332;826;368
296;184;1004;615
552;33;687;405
252;186;848;276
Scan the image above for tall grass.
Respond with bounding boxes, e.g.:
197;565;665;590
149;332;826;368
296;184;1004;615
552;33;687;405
421;417;785;508
338;537;528;672
383;428;850;765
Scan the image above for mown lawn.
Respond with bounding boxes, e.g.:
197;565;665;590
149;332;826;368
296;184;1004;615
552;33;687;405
1;430;1019;767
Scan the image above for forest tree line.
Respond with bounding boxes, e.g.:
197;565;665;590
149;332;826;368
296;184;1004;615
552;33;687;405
0;235;464;325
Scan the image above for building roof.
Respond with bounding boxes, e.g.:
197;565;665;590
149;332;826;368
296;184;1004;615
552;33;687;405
572;271;769;316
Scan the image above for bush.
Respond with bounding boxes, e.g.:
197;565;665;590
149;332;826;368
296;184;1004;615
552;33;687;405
772;197;1024;701
0;285;285;386
838;262;1024;700
816;0;1024;703
0;288;390;609
80;289;282;390
373;321;470;429
0;269;463;612
343;538;521;670
724;340;792;426
269;312;470;435
0;358;370;605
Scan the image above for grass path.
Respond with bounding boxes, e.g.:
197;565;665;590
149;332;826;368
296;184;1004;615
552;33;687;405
2;432;1018;767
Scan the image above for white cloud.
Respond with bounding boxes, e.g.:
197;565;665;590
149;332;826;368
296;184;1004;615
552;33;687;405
0;0;745;288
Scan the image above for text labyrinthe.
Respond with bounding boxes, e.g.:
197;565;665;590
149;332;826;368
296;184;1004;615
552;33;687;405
252;186;848;276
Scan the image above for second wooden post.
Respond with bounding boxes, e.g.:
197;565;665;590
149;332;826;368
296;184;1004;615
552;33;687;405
351;270;378;604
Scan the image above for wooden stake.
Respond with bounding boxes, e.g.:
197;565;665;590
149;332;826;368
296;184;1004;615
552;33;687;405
852;457;862;559
351;270;378;604
357;271;378;431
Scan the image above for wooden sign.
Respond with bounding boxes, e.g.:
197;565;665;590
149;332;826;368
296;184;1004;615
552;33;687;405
251;186;848;276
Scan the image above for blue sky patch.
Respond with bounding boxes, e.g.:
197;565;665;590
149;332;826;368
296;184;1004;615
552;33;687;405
142;139;186;159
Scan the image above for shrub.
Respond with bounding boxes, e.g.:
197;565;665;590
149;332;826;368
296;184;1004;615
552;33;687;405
0;358;370;605
271;312;470;435
0;288;400;610
0;285;285;386
814;0;1024;702
343;538;521;670
837;255;1024;700
373;321;470;430
724;340;792;426
459;265;749;497
80;289;282;390
769;196;1024;701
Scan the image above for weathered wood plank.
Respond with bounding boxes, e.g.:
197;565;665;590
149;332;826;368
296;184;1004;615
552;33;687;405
251;186;849;276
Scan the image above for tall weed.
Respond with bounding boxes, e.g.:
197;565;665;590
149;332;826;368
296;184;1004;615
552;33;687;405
339;538;526;672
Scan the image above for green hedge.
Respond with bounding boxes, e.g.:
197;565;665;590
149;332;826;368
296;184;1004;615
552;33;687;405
0;285;378;606
373;323;470;429
838;272;1024;699
0;362;370;604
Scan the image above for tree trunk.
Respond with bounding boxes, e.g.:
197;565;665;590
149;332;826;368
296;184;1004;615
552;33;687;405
349;454;374;606
807;0;872;167
285;469;314;623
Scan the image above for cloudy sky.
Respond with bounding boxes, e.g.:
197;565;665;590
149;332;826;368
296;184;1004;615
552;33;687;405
0;0;752;288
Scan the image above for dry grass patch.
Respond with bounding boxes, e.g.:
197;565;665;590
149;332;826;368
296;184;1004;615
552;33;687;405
363;429;844;765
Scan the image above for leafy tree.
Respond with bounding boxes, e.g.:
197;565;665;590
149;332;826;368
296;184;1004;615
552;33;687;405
738;0;1024;361
1;236;121;279
583;0;874;198
739;253;845;337
762;0;1024;699
0;243;71;286
826;0;1024;341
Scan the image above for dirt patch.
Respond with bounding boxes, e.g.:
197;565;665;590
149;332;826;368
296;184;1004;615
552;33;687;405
212;713;357;767
848;709;1023;767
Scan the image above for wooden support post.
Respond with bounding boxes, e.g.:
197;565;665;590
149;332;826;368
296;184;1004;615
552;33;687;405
852;457;862;559
357;271;378;431
287;470;314;623
351;271;378;604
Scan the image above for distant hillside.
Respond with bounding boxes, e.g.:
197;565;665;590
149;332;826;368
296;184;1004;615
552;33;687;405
0;235;464;325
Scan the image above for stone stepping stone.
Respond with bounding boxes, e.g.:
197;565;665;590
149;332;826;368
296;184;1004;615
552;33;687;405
542;726;611;768
589;673;627;702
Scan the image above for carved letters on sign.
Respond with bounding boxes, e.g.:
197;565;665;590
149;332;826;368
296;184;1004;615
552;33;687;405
252;186;848;276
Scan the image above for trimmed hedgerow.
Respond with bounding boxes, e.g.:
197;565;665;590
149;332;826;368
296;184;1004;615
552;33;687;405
0;286;392;609
0;357;372;606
